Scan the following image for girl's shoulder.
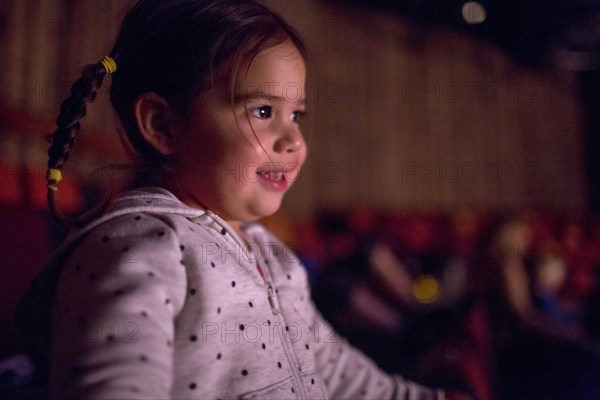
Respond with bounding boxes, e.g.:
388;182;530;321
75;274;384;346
14;188;209;351
57;187;205;254
15;187;206;322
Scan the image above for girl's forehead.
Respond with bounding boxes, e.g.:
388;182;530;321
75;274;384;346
246;43;305;82
239;42;306;100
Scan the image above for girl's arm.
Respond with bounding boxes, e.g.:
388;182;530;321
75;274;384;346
309;304;442;400
50;214;187;399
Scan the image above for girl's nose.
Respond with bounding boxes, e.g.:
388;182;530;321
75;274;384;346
274;125;305;154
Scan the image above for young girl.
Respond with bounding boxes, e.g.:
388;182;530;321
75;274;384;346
17;0;465;398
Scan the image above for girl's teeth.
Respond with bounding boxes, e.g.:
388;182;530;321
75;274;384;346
259;172;283;180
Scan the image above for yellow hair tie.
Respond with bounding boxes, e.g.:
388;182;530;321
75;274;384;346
47;168;63;191
100;56;117;74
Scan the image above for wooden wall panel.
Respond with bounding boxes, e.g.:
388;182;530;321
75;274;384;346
281;0;586;215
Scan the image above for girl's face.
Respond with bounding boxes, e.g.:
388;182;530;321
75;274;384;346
172;41;307;231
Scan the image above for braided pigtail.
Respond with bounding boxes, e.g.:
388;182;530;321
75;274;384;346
47;56;117;227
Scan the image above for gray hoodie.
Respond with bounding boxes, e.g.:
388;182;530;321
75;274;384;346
17;187;440;400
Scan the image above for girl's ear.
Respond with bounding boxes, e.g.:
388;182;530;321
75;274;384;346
134;92;182;155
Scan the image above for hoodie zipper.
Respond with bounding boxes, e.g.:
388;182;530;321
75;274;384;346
206;212;307;397
256;247;307;399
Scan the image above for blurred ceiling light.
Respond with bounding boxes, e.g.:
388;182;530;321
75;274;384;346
462;1;486;25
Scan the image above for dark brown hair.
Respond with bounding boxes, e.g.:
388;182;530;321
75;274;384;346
46;0;306;226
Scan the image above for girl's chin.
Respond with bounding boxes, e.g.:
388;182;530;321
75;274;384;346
249;200;284;220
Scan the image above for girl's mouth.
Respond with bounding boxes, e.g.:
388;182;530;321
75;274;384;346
256;170;288;191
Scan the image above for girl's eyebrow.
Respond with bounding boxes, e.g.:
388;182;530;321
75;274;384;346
237;92;306;106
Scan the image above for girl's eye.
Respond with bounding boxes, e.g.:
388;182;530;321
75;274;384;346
250;106;272;119
290;111;305;123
